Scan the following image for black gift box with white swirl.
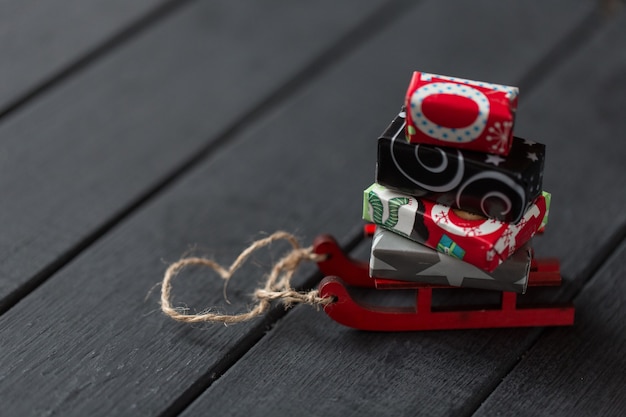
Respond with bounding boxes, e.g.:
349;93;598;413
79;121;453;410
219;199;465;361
376;110;545;223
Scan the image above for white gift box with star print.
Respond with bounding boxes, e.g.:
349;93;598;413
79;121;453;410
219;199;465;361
405;71;518;156
369;228;531;293
363;183;550;272
376;111;545;223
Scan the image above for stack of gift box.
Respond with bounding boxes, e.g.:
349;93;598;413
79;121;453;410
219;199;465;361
363;71;550;293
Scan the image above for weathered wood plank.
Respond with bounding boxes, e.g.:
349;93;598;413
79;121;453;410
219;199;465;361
0;0;604;416
512;8;626;287
0;0;168;112
177;3;626;417
472;11;626;417
0;1;400;415
474;241;626;416
0;0;389;310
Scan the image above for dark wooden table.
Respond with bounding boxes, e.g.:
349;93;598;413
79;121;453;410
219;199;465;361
1;1;625;416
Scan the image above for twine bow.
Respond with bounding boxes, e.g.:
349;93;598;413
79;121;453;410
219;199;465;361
160;231;331;324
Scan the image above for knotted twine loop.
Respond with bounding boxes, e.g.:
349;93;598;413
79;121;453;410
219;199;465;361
160;231;332;324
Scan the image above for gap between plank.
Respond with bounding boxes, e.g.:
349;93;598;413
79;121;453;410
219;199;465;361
1;0;609;415
460;9;622;414
0;0;194;122
157;0;430;415
515;8;607;93
158;4;618;417
0;0;416;312
156;228;365;417
464;221;626;417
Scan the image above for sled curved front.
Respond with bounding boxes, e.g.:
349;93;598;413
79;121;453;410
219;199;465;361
313;234;374;288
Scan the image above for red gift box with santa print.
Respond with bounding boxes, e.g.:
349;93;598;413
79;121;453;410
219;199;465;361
405;71;519;156
362;183;549;272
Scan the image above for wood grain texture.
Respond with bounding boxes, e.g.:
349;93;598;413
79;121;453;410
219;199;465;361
474;241;626;416
0;0;167;111
0;0;609;416
473;11;626;417
0;1;396;416
179;3;626;417
0;0;388;308
512;8;626;287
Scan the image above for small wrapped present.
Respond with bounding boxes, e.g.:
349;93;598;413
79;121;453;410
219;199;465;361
405;71;518;155
362;183;549;272
376;110;545;223
370;228;531;293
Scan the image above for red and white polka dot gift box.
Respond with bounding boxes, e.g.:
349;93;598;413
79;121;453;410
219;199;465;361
405;71;519;156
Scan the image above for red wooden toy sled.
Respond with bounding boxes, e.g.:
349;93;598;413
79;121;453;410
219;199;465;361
312;231;575;331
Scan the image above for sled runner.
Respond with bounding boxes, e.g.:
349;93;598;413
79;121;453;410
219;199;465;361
313;234;575;331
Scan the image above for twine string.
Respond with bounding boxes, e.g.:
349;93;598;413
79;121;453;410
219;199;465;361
160;231;332;324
